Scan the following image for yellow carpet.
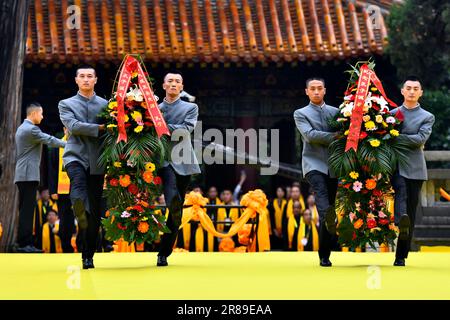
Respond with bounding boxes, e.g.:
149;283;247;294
1;252;449;300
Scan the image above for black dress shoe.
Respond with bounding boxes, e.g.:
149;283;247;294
398;214;410;241
82;258;95;269
157;256;168;267
325;206;337;235
320;258;332;267
73;198;88;230
393;258;406;266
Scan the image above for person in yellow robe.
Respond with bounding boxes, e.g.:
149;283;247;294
268;187;287;250
282;185;305;250
207;186;222;251
288;202;319;251
34;188;58;249
306;194;320;227
217;189;241;246
42;209;63;253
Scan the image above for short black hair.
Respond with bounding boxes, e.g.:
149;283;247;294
306;77;325;88
403;75;422;87
163;71;183;83
76;64;96;77
26;102;42;116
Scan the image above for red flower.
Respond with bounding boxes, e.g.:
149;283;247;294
379;219;389;225
395;110;404;122
133;205;144;213
390;214;395;222
372;189;382;197
128;183;139;195
109;178;119;187
117;223;127;230
361;189;369;194
125;123;132;128
359;131;368;140
361;165;370;172
343;183;352;189
153;176;162;185
367;219;377;229
144;121;154;127
352;232;357;240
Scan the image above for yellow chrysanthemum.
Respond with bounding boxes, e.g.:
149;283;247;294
344;130;349;136
131;111;143;121
134;125;144;133
369;139;381;147
124;114;129;122
375;115;383;123
364;121;376;130
108;101;118;110
382;121;388;128
145;162;156;172
107;124;117;129
113;161;122;168
349;171;359;179
363;115;371;122
390;129;399;137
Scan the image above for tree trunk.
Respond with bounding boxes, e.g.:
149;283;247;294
0;0;30;252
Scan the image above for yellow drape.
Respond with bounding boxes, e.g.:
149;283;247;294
180;190;269;240
57;135;70;195
42;221;63;253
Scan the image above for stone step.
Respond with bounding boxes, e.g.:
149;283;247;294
421;216;450;224
413;237;450;247
421;206;450;217
413;225;450;238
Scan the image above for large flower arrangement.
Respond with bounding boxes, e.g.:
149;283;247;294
329;61;409;250
98;55;170;244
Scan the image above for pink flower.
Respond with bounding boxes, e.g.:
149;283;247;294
386;116;396;124
353;181;363;192
378;211;387;219
349;212;356;222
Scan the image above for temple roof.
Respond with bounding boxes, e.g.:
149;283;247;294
26;0;402;64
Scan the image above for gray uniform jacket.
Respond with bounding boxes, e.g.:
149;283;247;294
159;98;201;176
58;92;107;175
14;119;66;183
391;104;435;180
294;103;339;177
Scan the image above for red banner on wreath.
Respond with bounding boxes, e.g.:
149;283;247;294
345;64;372;152
116;55;169;143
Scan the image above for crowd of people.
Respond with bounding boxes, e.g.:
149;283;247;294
27;170;325;254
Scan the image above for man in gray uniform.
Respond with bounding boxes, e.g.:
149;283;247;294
391;76;435;267
58;65;107;269
294;78;339;267
14;102;66;253
156;72;201;267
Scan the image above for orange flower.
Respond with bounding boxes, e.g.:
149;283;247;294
142;171;154;184
119;174;131;188
365;179;377;190
219;237;235;252
138;221;149;233
105;210;110;218
139;200;149;208
353;219;364;229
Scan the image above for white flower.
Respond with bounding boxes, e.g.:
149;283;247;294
121;211;131;218
344;95;353;101
126;86;144;102
340;102;354;117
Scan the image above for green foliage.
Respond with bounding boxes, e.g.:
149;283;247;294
386;0;450;90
